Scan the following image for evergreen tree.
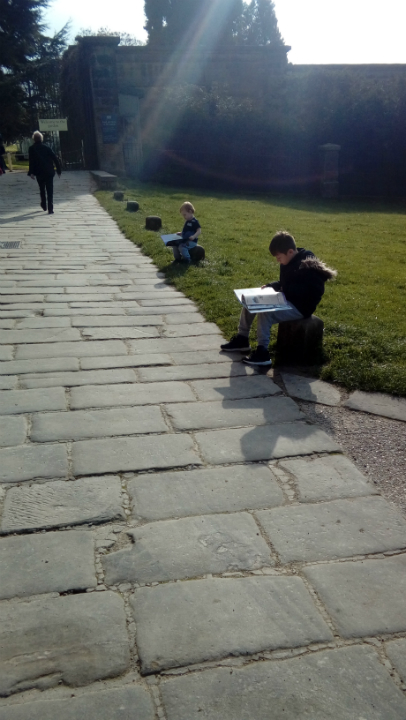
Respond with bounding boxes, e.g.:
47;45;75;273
0;0;68;141
0;0;48;71
144;0;244;48
144;0;170;45
239;0;283;46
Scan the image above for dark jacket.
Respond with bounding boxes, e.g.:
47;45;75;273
268;248;337;318
28;142;61;178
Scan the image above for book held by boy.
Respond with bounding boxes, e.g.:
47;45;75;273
234;286;288;313
161;234;181;247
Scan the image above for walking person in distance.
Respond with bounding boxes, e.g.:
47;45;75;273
28;131;61;214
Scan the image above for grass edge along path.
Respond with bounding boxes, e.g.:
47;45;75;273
96;182;406;397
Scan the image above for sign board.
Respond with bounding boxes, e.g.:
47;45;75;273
101;114;118;144
39;118;68;132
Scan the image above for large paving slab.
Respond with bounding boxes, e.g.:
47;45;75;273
127;336;222;355
165;396;304;431
0;387;67;414
71;315;165;326
0;328;81;344
103;512;273;585
0;592;130;697
80;353;172;370
138;296;195;312
70;380;196;410
0;377;17;390
0;293;45;301
15;340;128;359
279;454;376;502
162;323;222;338
0;357;80;375
0;530;96;599
195;423;341;464
190;375;281;401
131;576;333;673
128;304;197;315
31;405;167;442
169;350;241;365
256;496;406;563
0;443;68;483
0;347;13;361
0;310;37;318
20;368;137;389
81;327;160;340
0;417;27;448
0;685;156;720
304;554;406;637
385;638;406;683
129;464;285;521
44;307;128;316
160;645;406;720
164;312;204;324
0;320;16;329
344;389;406;422
72;433;201;476
46;294;115;302
137;362;254;383
15;317;72;328
1;476;125;533
281;372;342;406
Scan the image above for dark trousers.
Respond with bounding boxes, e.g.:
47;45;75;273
37;175;54;211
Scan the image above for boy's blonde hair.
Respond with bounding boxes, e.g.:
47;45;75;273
180;201;195;213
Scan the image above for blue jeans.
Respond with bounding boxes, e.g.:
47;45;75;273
238;304;304;348
172;239;197;261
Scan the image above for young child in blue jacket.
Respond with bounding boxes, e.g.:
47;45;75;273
172;201;201;264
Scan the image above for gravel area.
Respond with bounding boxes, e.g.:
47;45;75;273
298;401;406;517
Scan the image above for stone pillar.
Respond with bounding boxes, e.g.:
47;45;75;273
319;143;341;198
79;36;126;176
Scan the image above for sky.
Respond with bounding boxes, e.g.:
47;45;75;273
45;0;406;65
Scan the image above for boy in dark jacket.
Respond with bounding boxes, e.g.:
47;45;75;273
221;231;337;366
28;131;62;214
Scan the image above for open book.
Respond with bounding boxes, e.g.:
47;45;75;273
234;286;288;314
161;233;181;247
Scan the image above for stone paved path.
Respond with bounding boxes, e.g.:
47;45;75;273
0;171;406;719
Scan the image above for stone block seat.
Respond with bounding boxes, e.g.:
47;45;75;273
189;245;206;262
90;170;117;190
277;315;324;365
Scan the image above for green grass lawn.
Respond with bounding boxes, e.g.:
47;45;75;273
96;181;406;397
12;159;29;170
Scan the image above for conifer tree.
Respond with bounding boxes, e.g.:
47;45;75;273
0;0;48;71
144;0;244;47
0;0;68;140
239;0;283;45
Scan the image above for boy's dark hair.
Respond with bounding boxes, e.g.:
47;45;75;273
269;231;297;255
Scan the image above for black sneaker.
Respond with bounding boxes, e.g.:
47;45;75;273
242;345;272;366
221;334;251;352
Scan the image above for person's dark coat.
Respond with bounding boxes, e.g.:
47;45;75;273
28;143;61;178
268;248;337;318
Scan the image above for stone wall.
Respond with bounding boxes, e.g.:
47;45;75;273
63;39;406;195
67;37;290;175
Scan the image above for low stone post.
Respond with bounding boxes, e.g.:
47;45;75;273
276;315;324;365
319;143;341;198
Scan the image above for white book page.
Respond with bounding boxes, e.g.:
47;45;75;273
234;286;288;313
